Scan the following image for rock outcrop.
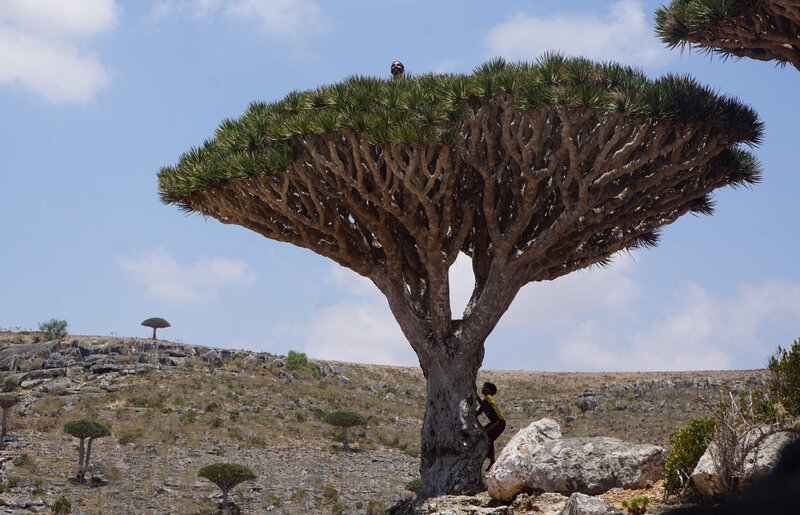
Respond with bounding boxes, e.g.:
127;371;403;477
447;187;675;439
487;419;665;500
561;493;622;515
691;429;798;499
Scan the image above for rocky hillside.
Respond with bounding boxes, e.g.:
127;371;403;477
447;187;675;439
0;332;767;514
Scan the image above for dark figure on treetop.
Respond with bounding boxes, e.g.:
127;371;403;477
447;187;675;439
391;60;404;77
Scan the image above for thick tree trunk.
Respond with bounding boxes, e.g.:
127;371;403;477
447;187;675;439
341;427;350;450
418;344;486;499
152;327;157;339
222;488;229;508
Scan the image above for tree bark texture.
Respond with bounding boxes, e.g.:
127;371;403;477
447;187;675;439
77;437;86;482
1;408;8;442
182;98;751;497
341;426;350;450
678;0;800;70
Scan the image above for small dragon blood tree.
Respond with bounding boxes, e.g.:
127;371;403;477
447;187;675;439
64;419;111;483
324;410;367;450
141;317;171;339
159;54;763;498
656;0;800;71
198;463;256;510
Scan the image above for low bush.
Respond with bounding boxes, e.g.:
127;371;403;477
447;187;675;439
621;496;649;515
767;338;800;418
38;319;68;340
51;496;71;514
664;417;715;497
405;478;422;493
286;350;316;373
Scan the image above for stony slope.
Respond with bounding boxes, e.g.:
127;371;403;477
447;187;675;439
0;332;766;514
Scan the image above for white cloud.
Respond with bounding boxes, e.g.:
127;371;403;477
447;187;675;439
0;0;117;103
119;249;256;304
553;280;800;372
152;0;328;40
485;0;669;66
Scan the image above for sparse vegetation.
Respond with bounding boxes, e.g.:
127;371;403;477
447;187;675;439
621;495;649;515
198;462;256;509
51;496;71;514
63;419;111;483
38;319;68;340
405;478;422;493
0;393;21;447
664;417;716;497
767;338;800;418
141;317;170;340
324;410;367;450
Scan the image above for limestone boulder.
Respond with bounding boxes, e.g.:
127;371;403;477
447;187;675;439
560;493;622;515
485;418;562;501
487;419;664;500
692;430;798;499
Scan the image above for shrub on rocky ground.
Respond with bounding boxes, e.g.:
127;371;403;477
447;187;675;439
767;338;800;418
38;319;68;340
664;417;715;497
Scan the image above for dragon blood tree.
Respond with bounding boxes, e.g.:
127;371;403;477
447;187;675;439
655;0;800;70
159;55;762;498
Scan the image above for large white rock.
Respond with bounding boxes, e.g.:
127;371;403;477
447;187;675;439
692;430;798;499
485;418;562;501
487;419;664;501
560;493;622;515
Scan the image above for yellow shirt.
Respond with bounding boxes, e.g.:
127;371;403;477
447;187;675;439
484;394;505;422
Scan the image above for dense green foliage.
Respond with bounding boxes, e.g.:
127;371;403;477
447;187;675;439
141;317;170;329
63;419;111;439
38;319;68;340
158;54;762;204
324;411;367;428
198;463;256;491
767;339;800;417
141;317;170;339
664;417;716;495
655;0;754;50
285;350;315;373
405;478;422;493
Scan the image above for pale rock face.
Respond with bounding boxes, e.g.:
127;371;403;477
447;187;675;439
485;418;562;501
560;492;622;515
487;419;665;501
692;430;798;499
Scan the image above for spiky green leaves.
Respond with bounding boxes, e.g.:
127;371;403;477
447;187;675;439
655;0;800;69
64;419;111;439
158;54;762;205
655;0;753;48
324;411;367;428
141;318;171;330
198;463;256;492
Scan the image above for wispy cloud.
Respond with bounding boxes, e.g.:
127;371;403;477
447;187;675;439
296;256;800;372
0;0;117;103
152;0;328;40
485;0;669;67
119;249;256;304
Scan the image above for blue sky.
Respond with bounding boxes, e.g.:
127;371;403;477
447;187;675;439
1;0;798;371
